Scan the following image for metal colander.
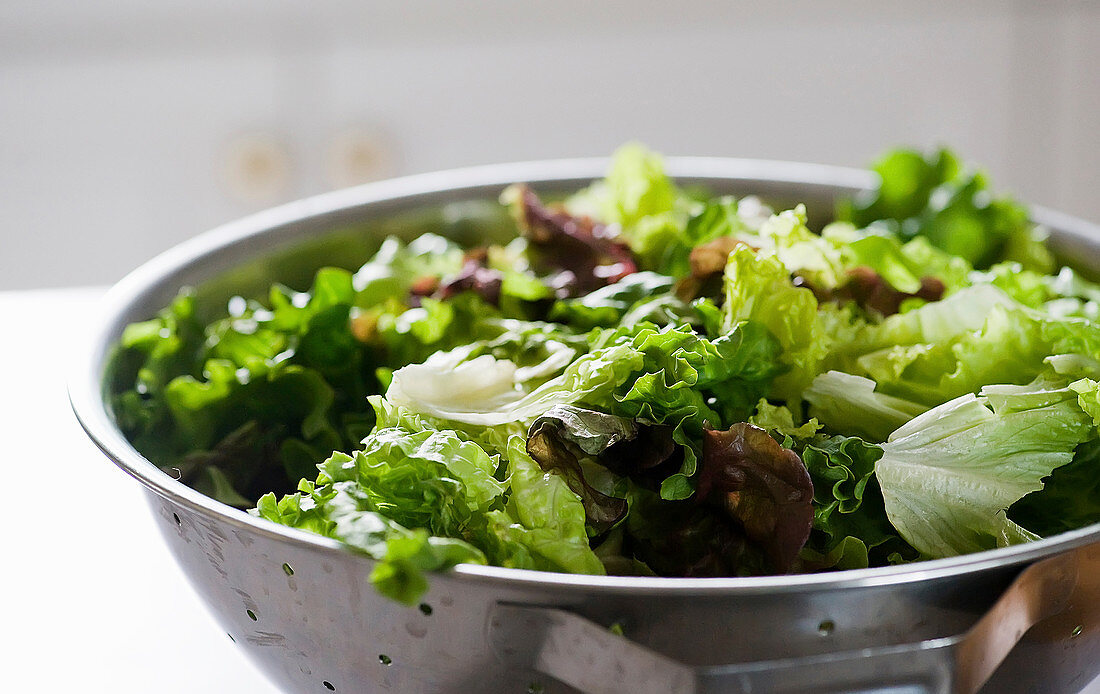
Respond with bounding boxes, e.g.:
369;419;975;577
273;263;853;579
71;158;1100;694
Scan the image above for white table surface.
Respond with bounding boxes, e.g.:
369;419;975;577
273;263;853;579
5;286;1098;694
3;287;278;694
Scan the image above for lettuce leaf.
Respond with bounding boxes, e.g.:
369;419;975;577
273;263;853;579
823;225;973;297
722;245;827;398
840;284;1018;357
525;406;634;531
975;262;1055;308
838;285;1100;406
254;477;488;605
256;423;604;604
549;271;680;330
1009;439;1100;536
352;234;465;308
386;341;643;427
566;143;689;271
838;147;1040;269
697;423;814;572
503;184;637;297
798;435;916;570
804;371;927;442
597;143;679;228
604;322;786;499
703;208;969;303
115;276;384;504
501;435;607;575
749;400;821;441
747;206;844;290
875;378;1094;558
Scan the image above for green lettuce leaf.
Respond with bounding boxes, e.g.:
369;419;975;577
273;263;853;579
804;371;928;442
664;196;758;277
875;378;1094;558
549;271;679;330
838;147;1040;269
821;224;973;296
798;435;916;570
840;284;1017;357
566;143;694;272
742;206;844;290
256;422;604;604
255;478;488;605
595;143;678;227
722;245;827;398
975;262;1055;308
749;400;821;441
603;322;786;499
1009;439;1100;536
839;285;1100;406
352;234;465;308
501;435;607;575
385;341;643;427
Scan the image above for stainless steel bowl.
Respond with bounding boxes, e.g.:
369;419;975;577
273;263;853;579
70;158;1100;694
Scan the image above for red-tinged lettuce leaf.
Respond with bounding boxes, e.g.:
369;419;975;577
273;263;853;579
624;485;766;578
808;266;946;318
564;143;691;273
502;184;637;297
435;251;505;306
697;423;814;573
526;405;677;532
526;422;627;533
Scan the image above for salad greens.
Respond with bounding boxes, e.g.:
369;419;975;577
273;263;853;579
112;144;1100;604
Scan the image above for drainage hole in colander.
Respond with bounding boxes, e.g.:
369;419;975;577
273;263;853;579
283;562;295;576
817;619;835;636
227;633;235;643
172;512;181;526
418;603;432;616
378;654;392;666
322;681;335;691
247;609;258;621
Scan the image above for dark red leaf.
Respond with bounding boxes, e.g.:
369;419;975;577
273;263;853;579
526;416;628;533
436;257;504;306
525;406;680;532
800;267;947;317
698;423;814;573
509;185;637;297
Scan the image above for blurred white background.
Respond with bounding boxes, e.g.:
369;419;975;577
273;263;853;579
2;0;1098;289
